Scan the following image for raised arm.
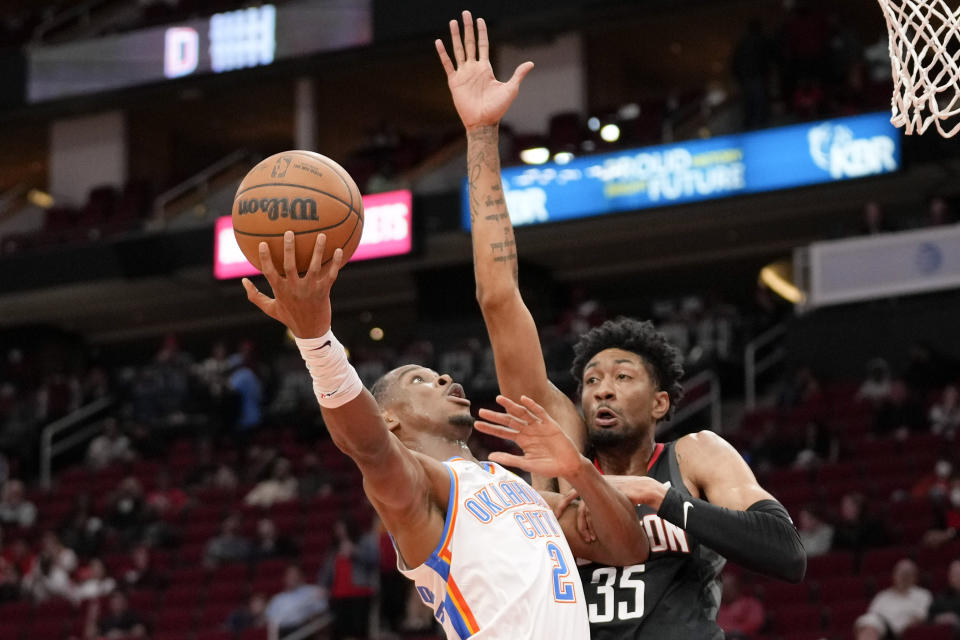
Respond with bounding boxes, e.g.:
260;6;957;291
474;394;648;565
242;232;447;566
436;12;586;463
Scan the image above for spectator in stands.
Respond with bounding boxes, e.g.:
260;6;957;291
2;537;34;578
297;453;332;500
226;592;268;633
857;358;893;404
97;591;148;639
22;552;73;603
38;531;77;575
855;559;932;640
833;492;889;552
874;380;928;438
265;564;328;635
121;544;168;591
922;480;960;548
59;493;104;558
912;459;954;500
86;417;135;470
777;366;822;409
146;468;189;518
105;477;150;546
244;457;297;508
797;506;834;557
0;479;36;529
930;559;960;628
319;518;377;640
860;201;893;235
227;347;262;433
251;518;298;561
0;556;20;603
73;557;116;602
793;420;838;469
904;343;949;396
204;512;251;567
716;571;765;639
930;385;960;439
926;196;955;227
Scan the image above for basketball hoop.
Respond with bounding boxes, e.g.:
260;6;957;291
876;0;960;137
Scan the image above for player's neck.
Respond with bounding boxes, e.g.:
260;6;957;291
411;433;476;463
595;438;657;477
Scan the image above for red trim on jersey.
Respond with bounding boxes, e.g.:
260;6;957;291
593;443;665;474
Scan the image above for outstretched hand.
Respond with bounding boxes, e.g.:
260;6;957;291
241;231;344;339
475;395;584;480
435;10;534;131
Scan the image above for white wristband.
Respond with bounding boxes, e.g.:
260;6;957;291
295;330;364;409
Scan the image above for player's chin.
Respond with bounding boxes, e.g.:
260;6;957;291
447;411;475;431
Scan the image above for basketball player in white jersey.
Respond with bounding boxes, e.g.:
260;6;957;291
242;233;650;640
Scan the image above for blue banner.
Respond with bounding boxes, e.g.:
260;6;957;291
461;112;900;229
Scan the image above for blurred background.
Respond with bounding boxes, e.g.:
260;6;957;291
0;1;958;639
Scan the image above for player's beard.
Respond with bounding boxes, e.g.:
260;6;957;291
448;412;474;429
588;423;645;452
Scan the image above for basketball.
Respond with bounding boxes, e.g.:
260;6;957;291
231;150;364;275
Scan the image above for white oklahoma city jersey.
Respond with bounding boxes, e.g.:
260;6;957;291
398;457;589;640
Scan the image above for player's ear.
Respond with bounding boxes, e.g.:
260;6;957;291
382;409;401;432
651;390;670;421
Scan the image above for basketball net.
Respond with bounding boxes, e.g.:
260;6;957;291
877;0;960;137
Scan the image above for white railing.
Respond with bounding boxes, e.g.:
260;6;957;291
152;149;258;223
744;323;787;410
270;612;333;640
662;369;722;436
40;396;113;489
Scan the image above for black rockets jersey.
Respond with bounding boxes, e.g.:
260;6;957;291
577;441;726;640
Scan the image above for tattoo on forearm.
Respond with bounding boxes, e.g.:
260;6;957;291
467;125;518;274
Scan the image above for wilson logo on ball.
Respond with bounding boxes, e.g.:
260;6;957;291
236;197;319;221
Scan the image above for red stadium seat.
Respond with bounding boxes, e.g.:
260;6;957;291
195;630;235;640
767;603;825;633
154;608;198;633
806;551;855;579
816;575;873;603
754;578;813;605
859;547;916;578
902;622;954;640
825;599;869;634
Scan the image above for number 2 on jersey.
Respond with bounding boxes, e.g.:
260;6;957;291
588;564;645;622
546;542;576;602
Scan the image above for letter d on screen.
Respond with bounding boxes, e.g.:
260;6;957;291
164;27;199;79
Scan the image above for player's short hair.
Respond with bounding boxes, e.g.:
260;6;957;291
370;372;396;408
570;317;684;421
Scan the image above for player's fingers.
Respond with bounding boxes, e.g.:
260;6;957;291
473;420;519;442
448;18;465;65
507;61;535;90
577;501;593;542
554;489;580;517
242;278;275;316
324;247;344;284
282;230;298;280
462;10;476;60
477;17;489;61
519;395;550;423
435;39;455;76
584;507;597;543
487;451;528;470
258;242;281;290
476;407;523;431
495;394;536;423
306;233;327;279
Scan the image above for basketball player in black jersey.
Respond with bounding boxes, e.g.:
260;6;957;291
438;11;806;639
